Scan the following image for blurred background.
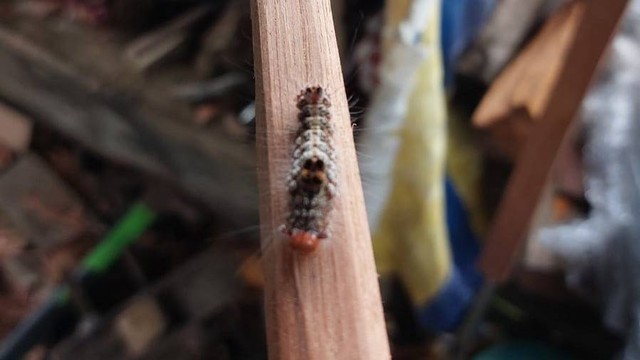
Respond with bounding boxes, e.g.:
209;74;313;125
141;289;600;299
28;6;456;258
0;0;637;359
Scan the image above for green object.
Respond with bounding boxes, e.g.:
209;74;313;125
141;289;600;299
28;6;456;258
82;202;156;273
54;285;71;304
0;202;156;360
473;341;572;360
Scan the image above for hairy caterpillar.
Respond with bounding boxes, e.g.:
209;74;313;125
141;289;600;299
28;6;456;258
282;86;338;253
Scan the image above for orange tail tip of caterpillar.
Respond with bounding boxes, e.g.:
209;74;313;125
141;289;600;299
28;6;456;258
284;228;328;254
289;230;319;253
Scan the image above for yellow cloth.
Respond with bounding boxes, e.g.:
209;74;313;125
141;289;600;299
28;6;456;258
373;0;451;306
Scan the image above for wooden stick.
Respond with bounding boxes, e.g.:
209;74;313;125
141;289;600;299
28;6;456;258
250;1;390;359
479;0;629;282
472;2;584;160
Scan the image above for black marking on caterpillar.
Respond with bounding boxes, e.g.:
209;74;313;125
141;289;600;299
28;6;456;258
282;86;337;253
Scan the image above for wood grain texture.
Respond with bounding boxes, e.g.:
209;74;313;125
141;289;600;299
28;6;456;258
250;1;390;359
479;0;630;282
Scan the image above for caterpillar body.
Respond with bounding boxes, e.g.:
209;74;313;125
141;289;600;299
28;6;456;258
283;86;337;253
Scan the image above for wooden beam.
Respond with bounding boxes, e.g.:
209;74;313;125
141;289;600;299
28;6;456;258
472;2;584;159
251;0;390;359
480;0;630;282
474;2;585;129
